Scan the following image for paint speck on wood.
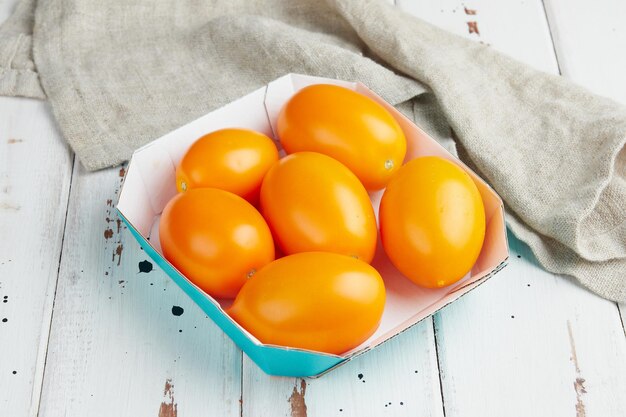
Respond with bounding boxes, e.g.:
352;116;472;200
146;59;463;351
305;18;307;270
7;138;23;144
567;321;587;417
159;378;178;417
288;379;307;417
467;21;480;35
139;260;153;273
113;244;124;266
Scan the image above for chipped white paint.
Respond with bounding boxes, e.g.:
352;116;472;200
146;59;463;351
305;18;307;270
0;0;625;417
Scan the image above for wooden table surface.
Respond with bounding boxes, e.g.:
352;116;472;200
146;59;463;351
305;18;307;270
1;0;625;416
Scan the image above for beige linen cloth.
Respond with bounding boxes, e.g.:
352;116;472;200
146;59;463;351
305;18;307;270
1;0;625;301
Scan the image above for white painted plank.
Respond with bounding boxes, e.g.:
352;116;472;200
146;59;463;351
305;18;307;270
0;97;72;417
242;319;444;417
38;163;241;417
0;0;73;411
396;1;626;416
543;0;626;104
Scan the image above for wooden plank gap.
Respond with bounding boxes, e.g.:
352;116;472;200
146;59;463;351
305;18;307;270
617;303;626;339
539;0;563;75
33;154;77;417
432;315;447;417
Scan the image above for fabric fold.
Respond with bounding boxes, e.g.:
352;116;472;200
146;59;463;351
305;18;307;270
0;0;44;98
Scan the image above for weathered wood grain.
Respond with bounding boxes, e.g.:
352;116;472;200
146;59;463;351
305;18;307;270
37;163;241;417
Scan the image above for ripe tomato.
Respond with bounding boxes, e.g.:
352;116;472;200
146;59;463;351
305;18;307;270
379;156;486;288
277;84;406;190
228;252;386;355
159;188;275;299
260;152;377;263
176;128;278;204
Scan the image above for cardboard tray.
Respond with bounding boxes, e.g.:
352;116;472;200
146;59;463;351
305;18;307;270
117;74;509;377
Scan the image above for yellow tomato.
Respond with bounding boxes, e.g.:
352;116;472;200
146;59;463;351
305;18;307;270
176;128;278;204
159;188;275;299
260;152;377;263
277;84;406;190
379;156;486;288
228;252;386;355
